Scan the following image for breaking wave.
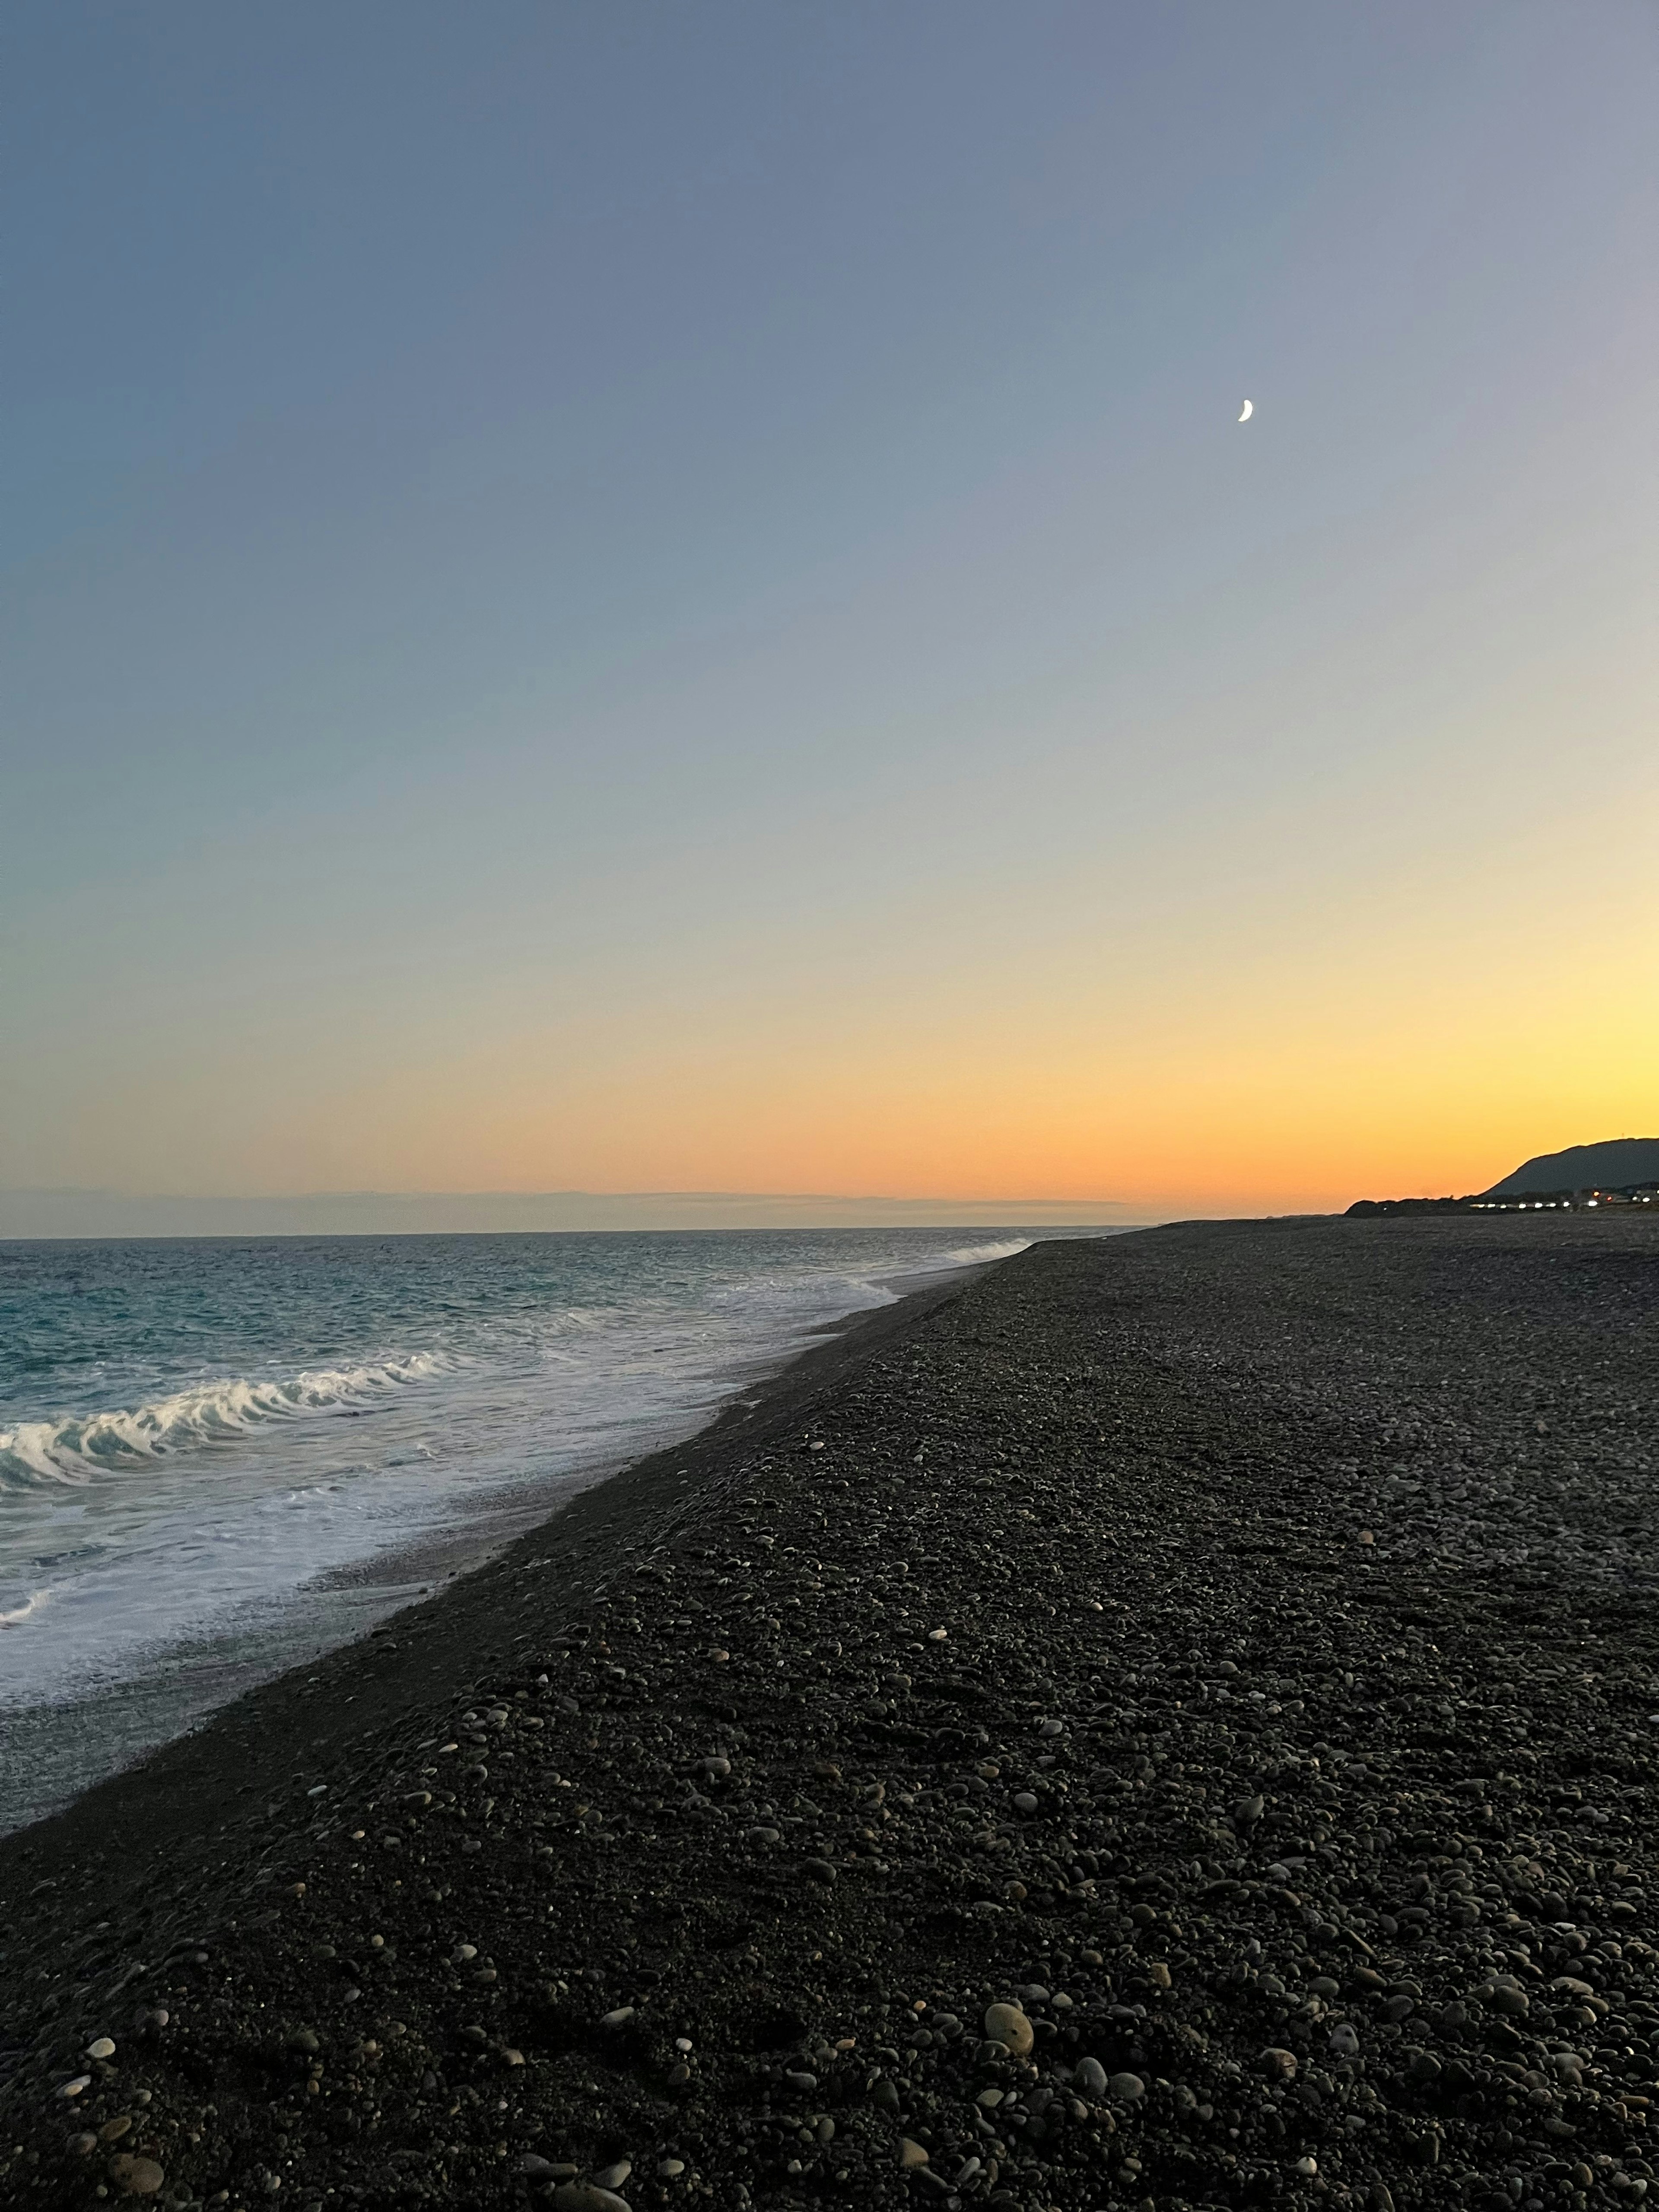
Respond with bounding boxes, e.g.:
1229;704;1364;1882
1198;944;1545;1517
0;1353;451;1490
942;1237;1033;1267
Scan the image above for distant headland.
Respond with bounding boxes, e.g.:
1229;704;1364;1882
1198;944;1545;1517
1348;1135;1659;1217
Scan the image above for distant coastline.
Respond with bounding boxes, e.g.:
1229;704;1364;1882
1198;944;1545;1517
1348;1133;1659;1217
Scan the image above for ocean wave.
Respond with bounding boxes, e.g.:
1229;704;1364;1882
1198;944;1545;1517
0;1353;451;1490
0;1589;49;1628
942;1237;1033;1267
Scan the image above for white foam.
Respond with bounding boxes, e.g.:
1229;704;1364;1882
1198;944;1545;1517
0;1589;49;1628
942;1237;1033;1267
0;1352;451;1488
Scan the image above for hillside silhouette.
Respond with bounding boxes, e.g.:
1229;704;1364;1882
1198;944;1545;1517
1485;1137;1659;1196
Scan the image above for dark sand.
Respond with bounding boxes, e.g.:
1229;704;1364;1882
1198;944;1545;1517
4;1216;1659;2212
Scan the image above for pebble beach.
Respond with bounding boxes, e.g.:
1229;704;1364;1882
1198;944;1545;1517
4;1213;1659;2212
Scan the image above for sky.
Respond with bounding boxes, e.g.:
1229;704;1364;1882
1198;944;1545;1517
4;0;1656;1229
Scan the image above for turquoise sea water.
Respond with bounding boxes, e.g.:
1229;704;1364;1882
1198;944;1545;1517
0;1229;1063;1823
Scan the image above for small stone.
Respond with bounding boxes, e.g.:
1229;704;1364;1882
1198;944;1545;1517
86;2037;116;2060
927;1628;948;1641
1012;1791;1039;1814
100;2118;133;2143
983;2002;1034;2057
59;2075;92;2098
520;2155;556;2176
67;2132;97;2156
553;2187;631;2212
599;2006;637;2028
592;2161;632;2189
785;2069;817;2091
657;2159;685;2179
667;2062;691;2086
1328;2023;1361;2058
1296;2156;1319;2177
1262;2048;1299;2082
501;2046;526;2066
1147;1962;1172;1990
1107;2072;1146;2103
1075;2056;1108;2096
899;2139;929;2168
801;1858;837;1886
109;2155;165;2198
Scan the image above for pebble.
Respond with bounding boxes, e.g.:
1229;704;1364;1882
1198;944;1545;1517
108;2155;165;2197
899;2138;930;2167
591;2160;632;2187
1481;1978;1530;2016
656;2159;685;2179
553;2188;631;2212
801;1858;837;1885
1074;2056;1108;2096
982;2002;1034;2057
85;2036;115;2059
1107;2072;1146;2103
599;2005;637;2028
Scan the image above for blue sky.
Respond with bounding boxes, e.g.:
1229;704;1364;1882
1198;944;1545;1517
5;2;1656;1220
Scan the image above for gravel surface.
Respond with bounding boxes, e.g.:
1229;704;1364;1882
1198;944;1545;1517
4;1214;1659;2212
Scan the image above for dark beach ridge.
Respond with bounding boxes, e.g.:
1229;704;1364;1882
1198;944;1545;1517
4;1217;1659;2212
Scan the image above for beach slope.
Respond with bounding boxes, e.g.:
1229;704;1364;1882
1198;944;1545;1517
4;1217;1659;2212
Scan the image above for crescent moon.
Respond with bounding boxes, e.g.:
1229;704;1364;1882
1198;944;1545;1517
1238;399;1253;422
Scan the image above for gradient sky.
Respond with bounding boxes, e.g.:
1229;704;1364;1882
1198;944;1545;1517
4;1;1656;1223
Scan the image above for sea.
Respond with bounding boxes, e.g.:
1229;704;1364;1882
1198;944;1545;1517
0;1227;1076;1832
